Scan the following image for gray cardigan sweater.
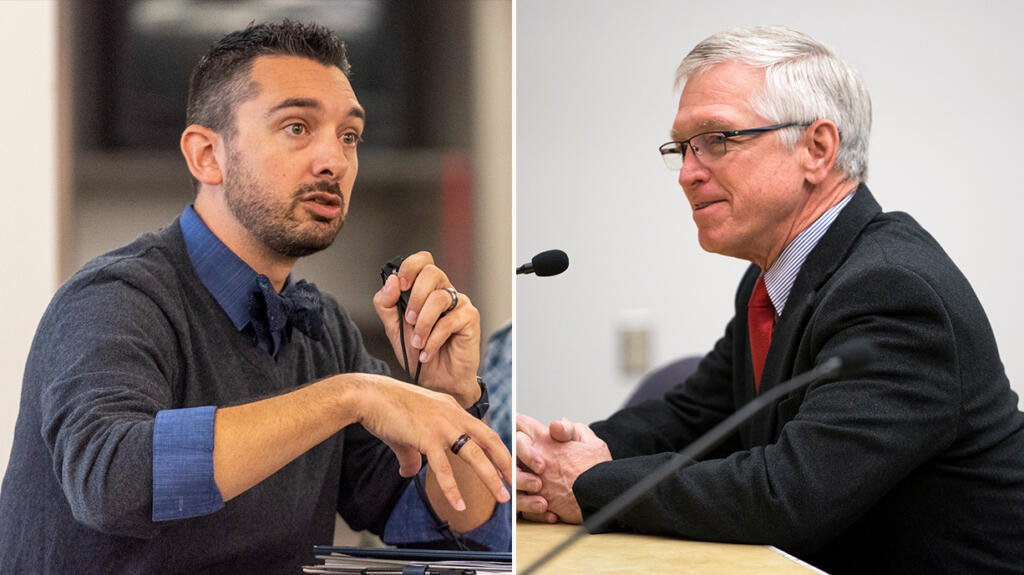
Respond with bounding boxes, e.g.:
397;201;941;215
0;221;406;574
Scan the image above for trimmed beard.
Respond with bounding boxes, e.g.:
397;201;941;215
222;143;346;258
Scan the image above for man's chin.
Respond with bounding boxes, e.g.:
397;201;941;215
696;231;722;254
271;222;344;258
274;240;333;259
696;232;743;261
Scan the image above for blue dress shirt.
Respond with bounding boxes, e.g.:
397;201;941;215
482;321;512;451
152;205;508;550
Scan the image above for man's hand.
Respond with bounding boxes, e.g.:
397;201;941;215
515;414;612;524
373;251;481;408
516;414;558;524
355;375;511;512
213;372;511;513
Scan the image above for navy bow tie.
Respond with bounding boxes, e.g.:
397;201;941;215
249;275;324;344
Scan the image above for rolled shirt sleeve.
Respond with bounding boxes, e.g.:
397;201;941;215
152;406;224;521
382;469;511;551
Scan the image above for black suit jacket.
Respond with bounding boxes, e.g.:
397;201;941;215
575;185;1024;574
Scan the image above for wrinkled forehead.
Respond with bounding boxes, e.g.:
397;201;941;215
672;61;765;139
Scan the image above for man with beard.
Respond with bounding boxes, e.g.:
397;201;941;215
0;21;510;573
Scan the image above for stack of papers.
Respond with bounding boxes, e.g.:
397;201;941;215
304;546;512;574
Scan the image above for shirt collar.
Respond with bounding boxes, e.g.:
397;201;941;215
180;204;263;331
763;192;855;315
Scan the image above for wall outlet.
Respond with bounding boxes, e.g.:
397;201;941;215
618;309;652;377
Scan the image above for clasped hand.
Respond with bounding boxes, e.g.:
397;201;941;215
516;413;612;524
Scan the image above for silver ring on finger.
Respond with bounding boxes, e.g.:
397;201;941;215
443;287;459;314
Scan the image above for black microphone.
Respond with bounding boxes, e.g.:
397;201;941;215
520;339;878;575
516;249;569;276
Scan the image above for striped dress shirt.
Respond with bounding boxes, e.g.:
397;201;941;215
763;192;855;315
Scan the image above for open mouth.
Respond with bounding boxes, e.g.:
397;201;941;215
299;191;344;221
303;192;341;207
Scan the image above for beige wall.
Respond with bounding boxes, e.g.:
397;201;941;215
472;0;514;337
0;1;59;486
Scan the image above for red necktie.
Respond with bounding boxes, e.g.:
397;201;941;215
748;275;775;392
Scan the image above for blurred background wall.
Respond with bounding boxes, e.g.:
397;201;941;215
0;0;61;498
517;0;1024;425
0;0;512;542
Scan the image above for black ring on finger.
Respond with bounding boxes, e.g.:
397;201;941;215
450;433;471;455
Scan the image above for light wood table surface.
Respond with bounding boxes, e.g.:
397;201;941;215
516;520;824;574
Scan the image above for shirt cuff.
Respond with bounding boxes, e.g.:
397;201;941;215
382;469;511;551
152;406;224;521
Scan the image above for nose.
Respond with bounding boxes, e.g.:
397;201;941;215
311;133;350;181
677;145;709;191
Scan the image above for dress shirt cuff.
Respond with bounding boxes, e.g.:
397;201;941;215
152;406;224;522
381;468;511;551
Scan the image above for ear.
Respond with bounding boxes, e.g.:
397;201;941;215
801;119;841;184
180;124;224;187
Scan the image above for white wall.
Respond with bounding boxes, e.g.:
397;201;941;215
516;0;1024;425
0;1;58;485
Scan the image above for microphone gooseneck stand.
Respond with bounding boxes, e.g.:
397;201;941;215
519;341;876;575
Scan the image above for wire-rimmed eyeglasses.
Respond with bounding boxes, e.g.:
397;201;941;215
658;122;809;170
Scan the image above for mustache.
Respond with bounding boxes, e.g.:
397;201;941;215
295;180;342;197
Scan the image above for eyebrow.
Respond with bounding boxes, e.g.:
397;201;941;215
670;119;732;142
265;97;366;121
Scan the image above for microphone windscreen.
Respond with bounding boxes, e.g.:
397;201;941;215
835;340;877;374
532;250;569;277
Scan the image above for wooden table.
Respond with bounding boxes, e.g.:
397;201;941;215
516;520;825;574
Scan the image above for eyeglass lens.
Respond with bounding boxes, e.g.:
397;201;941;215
661;134;727;170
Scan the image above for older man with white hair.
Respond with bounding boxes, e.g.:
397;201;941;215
517;26;1024;574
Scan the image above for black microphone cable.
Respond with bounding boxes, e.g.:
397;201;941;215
397;311;422;386
381;257;421;385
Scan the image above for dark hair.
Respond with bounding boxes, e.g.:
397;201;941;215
186;20;351;139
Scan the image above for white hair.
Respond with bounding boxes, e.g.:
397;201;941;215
676;26;872;182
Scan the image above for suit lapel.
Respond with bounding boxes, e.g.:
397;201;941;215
744;184;883;443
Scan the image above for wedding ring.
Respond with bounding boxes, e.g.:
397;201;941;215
443;287;459;313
